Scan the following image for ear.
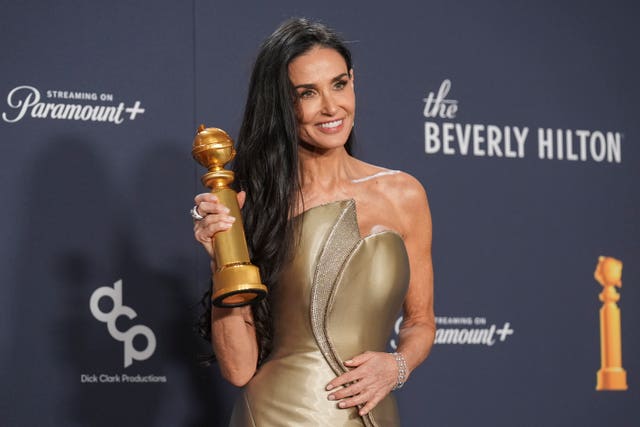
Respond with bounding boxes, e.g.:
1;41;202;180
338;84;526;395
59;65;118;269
349;68;355;90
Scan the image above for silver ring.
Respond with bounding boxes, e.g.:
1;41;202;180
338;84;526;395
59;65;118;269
190;205;205;221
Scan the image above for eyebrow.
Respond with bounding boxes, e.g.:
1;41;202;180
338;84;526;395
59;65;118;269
293;72;350;90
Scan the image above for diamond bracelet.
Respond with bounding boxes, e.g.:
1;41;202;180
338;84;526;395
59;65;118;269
391;352;408;390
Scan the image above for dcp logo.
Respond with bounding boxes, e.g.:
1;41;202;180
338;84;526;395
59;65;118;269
89;279;157;368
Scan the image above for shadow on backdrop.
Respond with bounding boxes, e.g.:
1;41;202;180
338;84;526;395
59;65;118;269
9;137;237;426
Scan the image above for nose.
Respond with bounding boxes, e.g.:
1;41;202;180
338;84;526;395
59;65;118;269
320;92;338;116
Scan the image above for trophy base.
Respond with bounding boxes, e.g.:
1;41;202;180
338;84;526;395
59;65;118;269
212;283;268;307
212;263;267;308
596;367;628;391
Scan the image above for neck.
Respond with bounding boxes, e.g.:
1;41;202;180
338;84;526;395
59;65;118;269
297;145;354;191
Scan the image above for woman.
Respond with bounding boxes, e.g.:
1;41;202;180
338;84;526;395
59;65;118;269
193;18;435;426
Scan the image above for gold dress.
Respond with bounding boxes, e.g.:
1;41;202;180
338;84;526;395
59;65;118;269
229;199;409;427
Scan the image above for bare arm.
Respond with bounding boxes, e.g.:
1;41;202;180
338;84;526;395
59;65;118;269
326;173;435;415
194;192;259;386
396;176;436;377
210;305;258;386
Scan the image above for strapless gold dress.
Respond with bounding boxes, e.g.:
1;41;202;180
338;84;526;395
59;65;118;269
229;199;409;427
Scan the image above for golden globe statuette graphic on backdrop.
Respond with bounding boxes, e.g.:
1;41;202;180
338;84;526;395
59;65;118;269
594;256;628;391
192;125;267;307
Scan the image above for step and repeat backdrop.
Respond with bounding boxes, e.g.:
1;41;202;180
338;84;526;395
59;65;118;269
1;1;638;426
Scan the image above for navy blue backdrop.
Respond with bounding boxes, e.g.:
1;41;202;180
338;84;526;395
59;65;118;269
1;1;638;426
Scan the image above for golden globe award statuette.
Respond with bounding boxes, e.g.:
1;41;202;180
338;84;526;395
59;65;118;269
192;125;267;307
594;256;628;391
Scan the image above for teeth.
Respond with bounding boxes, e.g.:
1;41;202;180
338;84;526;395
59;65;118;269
319;120;342;129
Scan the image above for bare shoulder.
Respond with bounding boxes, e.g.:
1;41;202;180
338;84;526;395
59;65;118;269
365;169;428;213
349;160;430;239
387;171;427;206
349;159;425;195
385;172;431;237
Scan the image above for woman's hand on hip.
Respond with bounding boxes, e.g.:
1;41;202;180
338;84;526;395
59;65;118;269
325;351;399;416
193;191;246;259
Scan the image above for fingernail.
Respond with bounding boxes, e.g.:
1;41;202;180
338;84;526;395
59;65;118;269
359;410;365;416
327;394;335;401
338;402;346;408
344;359;354;364
326;384;334;391
222;207;230;213
226;216;236;222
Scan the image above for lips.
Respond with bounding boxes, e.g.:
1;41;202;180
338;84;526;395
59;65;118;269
315;119;344;133
318;119;342;128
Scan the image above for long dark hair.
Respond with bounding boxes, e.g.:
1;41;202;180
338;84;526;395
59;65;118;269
199;18;355;366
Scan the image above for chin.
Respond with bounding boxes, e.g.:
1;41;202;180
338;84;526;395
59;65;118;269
301;132;351;151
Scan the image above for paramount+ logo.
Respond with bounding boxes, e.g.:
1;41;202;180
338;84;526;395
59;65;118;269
89;279;156;368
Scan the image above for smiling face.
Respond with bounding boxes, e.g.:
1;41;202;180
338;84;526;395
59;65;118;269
288;46;355;152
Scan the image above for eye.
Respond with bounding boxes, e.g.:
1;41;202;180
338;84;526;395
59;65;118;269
334;79;348;90
298;89;315;99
